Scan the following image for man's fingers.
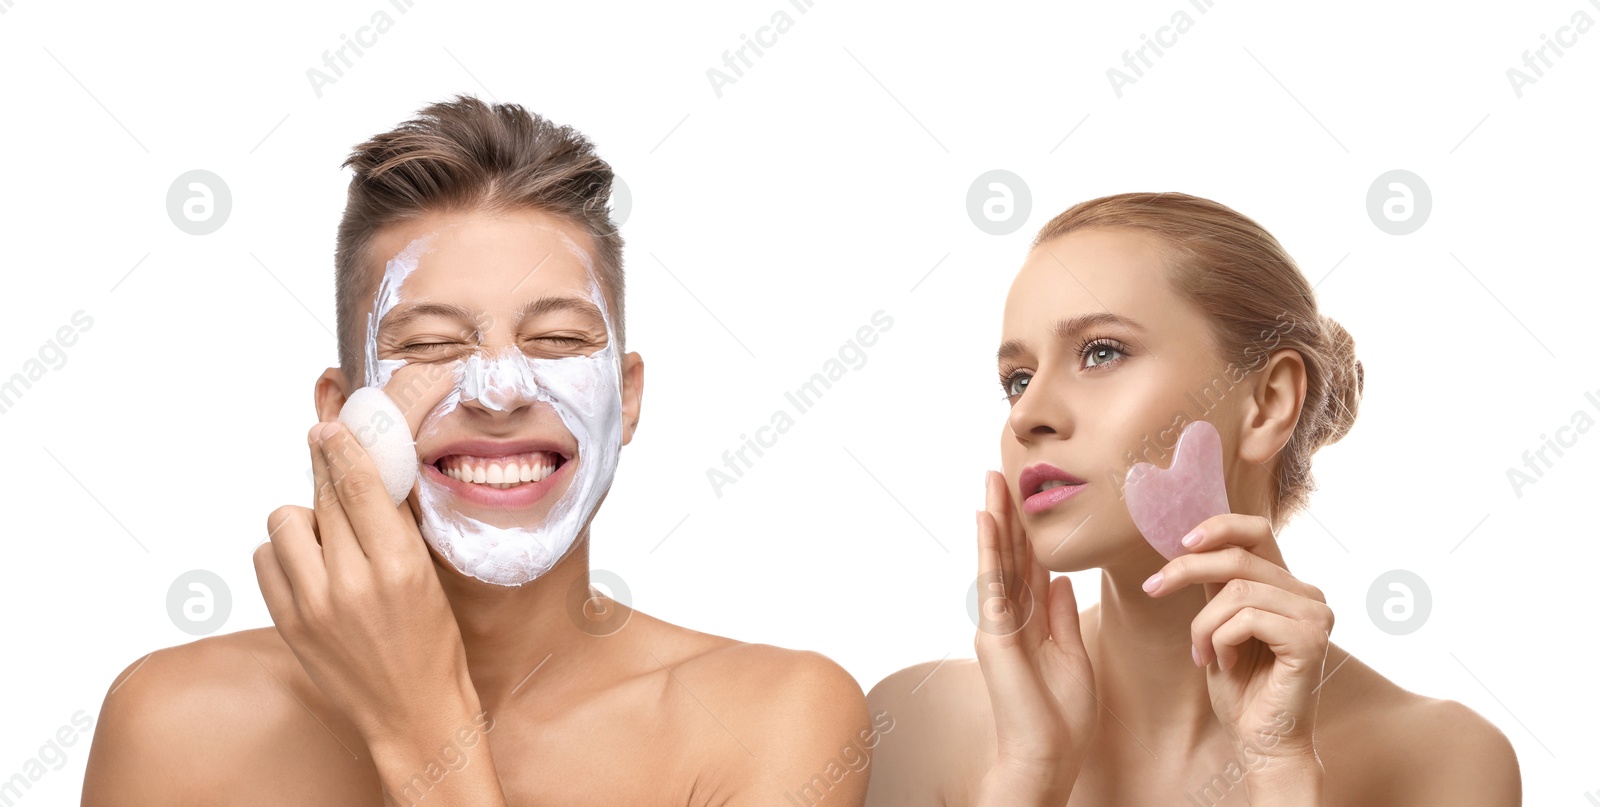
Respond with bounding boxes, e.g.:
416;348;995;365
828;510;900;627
252;540;297;627
264;505;325;597
317;421;411;560
309;422;357;556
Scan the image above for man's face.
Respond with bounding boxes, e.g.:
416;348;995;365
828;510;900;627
345;206;641;586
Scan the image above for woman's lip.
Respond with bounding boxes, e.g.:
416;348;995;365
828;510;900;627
1019;463;1088;499
1023;482;1088;514
420;455;575;510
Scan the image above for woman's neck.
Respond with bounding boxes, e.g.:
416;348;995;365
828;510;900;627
1086;560;1223;757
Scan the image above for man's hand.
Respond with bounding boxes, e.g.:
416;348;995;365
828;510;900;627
254;421;507;804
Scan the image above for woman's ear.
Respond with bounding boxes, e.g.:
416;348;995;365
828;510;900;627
1238;347;1307;469
313;367;355;423
620;352;645;446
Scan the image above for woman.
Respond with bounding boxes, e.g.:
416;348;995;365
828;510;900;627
865;192;1520;805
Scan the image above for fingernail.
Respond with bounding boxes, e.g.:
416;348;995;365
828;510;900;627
1192;643;1202;666
1141;572;1163;593
318;421;341;441
1181;529;1203;548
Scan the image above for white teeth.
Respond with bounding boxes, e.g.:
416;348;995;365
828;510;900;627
438;452;562;487
1039;480;1076;491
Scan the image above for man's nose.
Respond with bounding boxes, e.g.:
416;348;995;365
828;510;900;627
459;348;545;412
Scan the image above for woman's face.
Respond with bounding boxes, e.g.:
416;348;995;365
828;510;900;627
997;227;1251;572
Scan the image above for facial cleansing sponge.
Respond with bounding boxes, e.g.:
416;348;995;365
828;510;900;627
337;386;418;506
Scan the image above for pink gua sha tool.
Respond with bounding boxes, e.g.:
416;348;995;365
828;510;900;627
1123;419;1231;561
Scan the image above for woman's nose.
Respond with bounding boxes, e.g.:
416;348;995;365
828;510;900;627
1006;372;1071;442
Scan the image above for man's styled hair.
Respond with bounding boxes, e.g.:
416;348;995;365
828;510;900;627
334;93;626;384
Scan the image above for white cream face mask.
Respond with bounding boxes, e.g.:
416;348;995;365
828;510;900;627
339;230;623;587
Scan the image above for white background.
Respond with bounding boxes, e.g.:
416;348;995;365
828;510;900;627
2;0;1597;802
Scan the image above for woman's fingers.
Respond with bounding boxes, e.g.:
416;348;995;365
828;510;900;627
1146;546;1324;603
1189;578;1334;668
1046;575;1084;652
1180;513;1287;568
975;509;1023;643
1207;602;1332;675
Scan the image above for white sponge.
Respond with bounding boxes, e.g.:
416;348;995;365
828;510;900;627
337;387;418;505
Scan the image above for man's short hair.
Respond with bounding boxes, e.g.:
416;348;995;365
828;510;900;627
334;94;626;383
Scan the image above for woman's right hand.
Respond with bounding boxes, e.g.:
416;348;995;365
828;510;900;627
973;470;1097;806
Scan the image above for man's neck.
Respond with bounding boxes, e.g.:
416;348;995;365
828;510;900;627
433;536;612;714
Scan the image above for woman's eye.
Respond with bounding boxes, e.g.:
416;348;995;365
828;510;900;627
1083;341;1126;368
1002;373;1030;399
402;342;455;352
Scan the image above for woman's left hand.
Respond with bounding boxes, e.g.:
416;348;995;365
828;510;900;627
1141;513;1332;771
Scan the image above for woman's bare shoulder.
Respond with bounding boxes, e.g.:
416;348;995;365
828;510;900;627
1316;645;1521;806
865;656;992;806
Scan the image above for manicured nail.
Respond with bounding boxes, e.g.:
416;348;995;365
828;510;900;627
318;421;341;441
1192;643;1202;667
1181;529;1203;548
1142;572;1163;593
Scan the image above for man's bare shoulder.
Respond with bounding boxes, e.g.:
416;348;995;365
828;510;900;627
82;628;372;805
1315;647;1521;806
865;657;990;806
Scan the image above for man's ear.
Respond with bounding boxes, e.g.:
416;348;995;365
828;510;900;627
1238;347;1307;469
620;351;644;446
313;367;355;423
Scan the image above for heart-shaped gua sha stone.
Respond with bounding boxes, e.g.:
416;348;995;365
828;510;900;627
1123;419;1231;561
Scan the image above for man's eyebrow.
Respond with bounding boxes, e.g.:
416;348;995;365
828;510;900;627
516;295;605;328
996;312;1145;364
380;302;477;333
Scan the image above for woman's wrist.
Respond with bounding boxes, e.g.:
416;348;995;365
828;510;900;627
977;757;1076;807
1243;752;1325;806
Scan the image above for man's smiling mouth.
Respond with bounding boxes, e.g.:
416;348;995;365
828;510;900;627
434;451;566;489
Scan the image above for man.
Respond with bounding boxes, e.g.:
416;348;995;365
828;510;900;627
81;94;875;806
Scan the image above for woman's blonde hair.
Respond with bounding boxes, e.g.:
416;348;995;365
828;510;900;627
1031;191;1363;527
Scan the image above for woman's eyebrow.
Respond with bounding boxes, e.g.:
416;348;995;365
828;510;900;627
996;311;1145;364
